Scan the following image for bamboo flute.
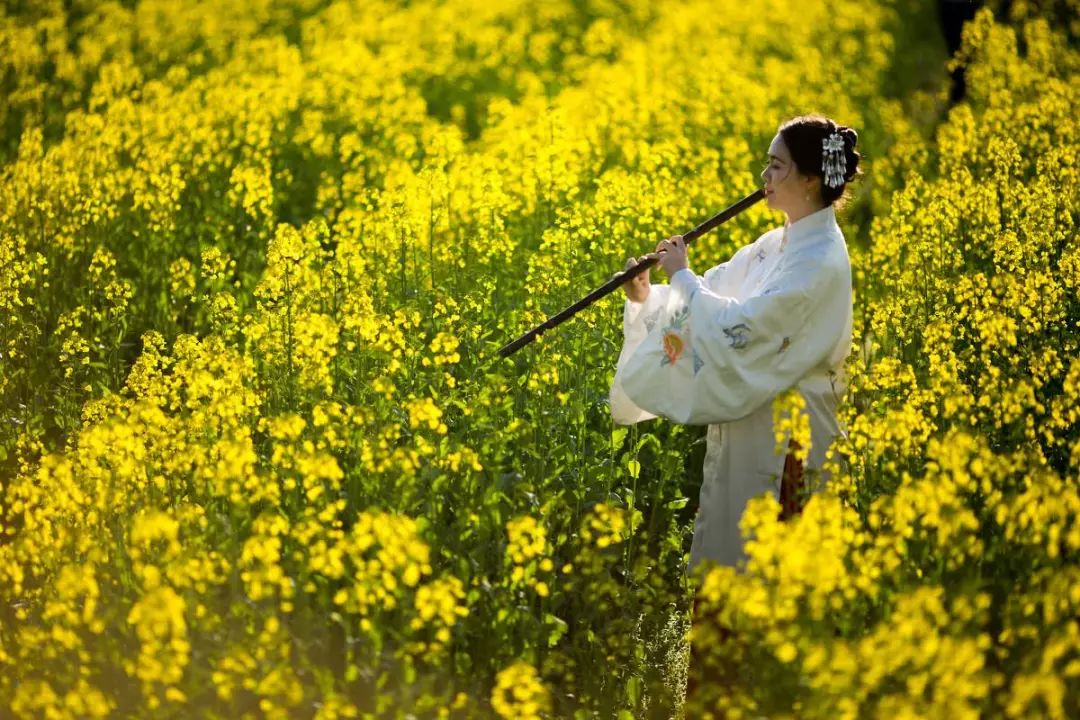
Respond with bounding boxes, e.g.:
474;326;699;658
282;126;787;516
497;188;766;358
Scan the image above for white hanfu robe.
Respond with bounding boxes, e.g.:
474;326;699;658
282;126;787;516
610;204;853;573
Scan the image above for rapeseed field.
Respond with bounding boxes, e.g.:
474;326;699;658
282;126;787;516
1;0;1077;717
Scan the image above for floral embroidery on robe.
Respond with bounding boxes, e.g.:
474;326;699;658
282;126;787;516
722;323;751;349
659;305;704;374
660;305;689;366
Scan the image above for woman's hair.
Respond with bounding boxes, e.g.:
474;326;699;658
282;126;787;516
778;114;862;208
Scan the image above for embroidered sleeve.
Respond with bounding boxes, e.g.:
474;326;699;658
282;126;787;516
617;246;847;424
701;238;764;296
610;284;671;424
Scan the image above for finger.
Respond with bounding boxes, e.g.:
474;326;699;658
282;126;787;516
625;257;637;270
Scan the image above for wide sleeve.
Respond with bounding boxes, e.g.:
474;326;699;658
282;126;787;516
618;246;844;425
700;239;760;296
609;284;670;424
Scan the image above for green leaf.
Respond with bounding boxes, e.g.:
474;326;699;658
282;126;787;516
611;426;628;451
544;613;567;647
635;432;661;453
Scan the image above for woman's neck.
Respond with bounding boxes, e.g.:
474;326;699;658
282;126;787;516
785;202;827;226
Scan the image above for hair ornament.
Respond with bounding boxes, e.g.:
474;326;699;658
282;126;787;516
822;132;847;188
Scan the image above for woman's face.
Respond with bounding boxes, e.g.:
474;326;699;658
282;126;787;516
760;133;804;213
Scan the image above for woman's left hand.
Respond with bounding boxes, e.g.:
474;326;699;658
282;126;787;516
656;235;690;279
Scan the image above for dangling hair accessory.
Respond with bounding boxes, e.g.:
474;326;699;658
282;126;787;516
822;132;847;188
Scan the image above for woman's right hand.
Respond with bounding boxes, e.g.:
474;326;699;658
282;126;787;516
620;255;653;303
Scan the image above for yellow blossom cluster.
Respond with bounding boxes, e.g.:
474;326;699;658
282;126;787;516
332;512;433;617
771;386;812;464
490;661;552;720
505;516;555;597
405;396;447;434
581;502;633;550
423;331;461;367
409;575;470;654
506;515;548;564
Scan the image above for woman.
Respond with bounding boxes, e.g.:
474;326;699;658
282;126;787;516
610;114;860;573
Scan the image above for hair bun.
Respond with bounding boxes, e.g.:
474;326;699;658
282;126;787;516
777;114;861;206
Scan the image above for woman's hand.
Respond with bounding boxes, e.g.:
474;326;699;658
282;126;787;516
656;235;689;279
619;256;651;303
